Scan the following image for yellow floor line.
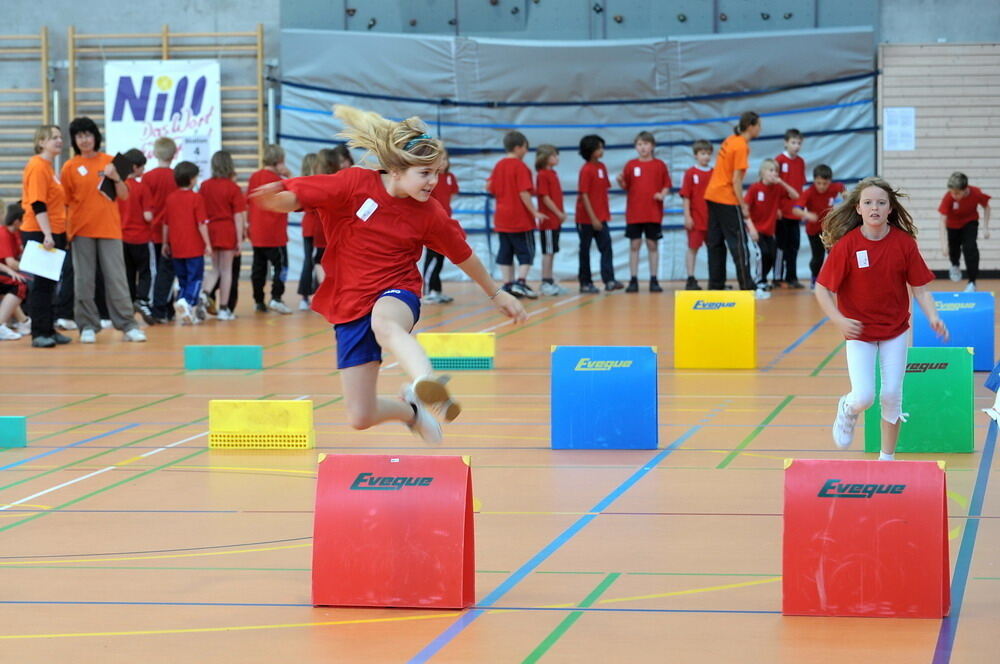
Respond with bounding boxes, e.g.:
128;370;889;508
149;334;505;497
0;542;311;566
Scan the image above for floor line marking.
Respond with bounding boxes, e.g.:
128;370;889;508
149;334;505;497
0;424;138;472
26;393;109;419
762;318;827;372
523;573;621;663
810;341;845;377
716;396;795;469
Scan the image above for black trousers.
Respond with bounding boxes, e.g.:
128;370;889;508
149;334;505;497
151;243;175;319
775;218;801;283
757;233;777;285
948;221;980;282
19;230;67;338
54;241;74;320
122;241;152;303
707;201;755;290
252;246;287;304
808;233;827;280
577;223;615;286
297;236;315;297
423;249;444;293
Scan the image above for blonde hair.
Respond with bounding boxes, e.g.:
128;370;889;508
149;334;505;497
758;158;778;178
153;137;177;161
262;144;285;167
300;152;319;177
333;104;443;172
32;125;60;154
821;177;918;248
535;144;558;171
210;150;236;179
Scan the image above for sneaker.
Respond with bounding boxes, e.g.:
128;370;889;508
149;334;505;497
51;332;72;345
511;280;538;299
123;327;147;342
100;319;112;330
580;283;599;294
0;325;21;340
217;308;236;321
411;374;462;422
255;302;268;313
605;280;624;292
14;318;30;335
201;292;217;316
55;318;78;331
135;300;156;325
437;293;454;304
755;288;772;300
649;277;663;293
540;281;561;296
788;280;805;290
685;276;701;291
964;281;976;293
625;277;639;293
949;265;961;282
422;291;444;304
80;328;97;343
832;395;860;449
401;385;443;444
31;336;56;348
174;299;194;325
269;299;293;315
298;299;311;311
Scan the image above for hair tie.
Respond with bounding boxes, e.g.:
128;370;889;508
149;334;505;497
404;134;433;151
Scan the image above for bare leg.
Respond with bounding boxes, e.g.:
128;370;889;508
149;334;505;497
628;238;641;277
0;294;19;326
315;263;325;286
516;262;531;281
340;361;414;430
686;247;697;277
370;295;432;380
204;253;221;293
500;264;514;284
646;238;659;278
217;249;234;306
541;253;554;281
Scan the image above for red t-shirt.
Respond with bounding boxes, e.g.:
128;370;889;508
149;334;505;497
938;186;991;230
431;172;459;217
489;157;534;233
535;168;564;231
0;226;21;261
621;158;671;224
248;169;289;247
817;226;934;342
164;189;209;259
775;152;806;218
285;168;473;325
744;182;789;237
117;178;152;244
797;182;847;236
576;161;611;224
679;166;712;232
200;177;246;224
142;166;178;245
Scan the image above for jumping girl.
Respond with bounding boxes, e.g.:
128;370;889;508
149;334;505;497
251;106;526;443
813;177;948;460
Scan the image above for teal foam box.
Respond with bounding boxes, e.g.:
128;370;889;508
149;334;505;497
184;345;263;370
864;347;974;453
0;416;27;448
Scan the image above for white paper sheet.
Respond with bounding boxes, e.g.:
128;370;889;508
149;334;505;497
883;107;916;151
19;240;66;281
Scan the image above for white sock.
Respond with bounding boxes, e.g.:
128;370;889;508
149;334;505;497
879;451;895;461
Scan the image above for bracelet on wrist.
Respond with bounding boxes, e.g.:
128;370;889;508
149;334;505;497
489;287;503;300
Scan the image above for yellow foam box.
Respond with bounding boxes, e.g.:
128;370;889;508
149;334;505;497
674;291;756;369
209;400;315;449
417;333;496;358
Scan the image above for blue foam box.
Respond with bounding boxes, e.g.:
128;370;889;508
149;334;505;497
986;361;1000;394
0;416;27;448
912;292;994;371
551;346;658;449
184;345;264;370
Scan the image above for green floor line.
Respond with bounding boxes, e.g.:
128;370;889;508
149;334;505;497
27;394;109;419
522;572;621;663
28;393;184;443
716;395;795;469
312;396;344;410
810;341;845;377
264;328;329;349
498;297;600;339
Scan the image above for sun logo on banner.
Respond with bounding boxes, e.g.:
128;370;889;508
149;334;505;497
156;75;173;91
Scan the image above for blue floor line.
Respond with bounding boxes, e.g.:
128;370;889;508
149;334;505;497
0;424;139;472
762;317;827;372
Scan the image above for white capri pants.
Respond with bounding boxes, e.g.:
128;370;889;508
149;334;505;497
844;331;908;424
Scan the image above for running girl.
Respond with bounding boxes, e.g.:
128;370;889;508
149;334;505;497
251;106;526;442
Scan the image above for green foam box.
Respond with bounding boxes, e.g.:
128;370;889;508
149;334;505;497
184;345;263;370
864;346;974;453
0;416;27;448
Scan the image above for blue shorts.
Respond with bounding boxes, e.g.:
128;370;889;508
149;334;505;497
334;289;421;369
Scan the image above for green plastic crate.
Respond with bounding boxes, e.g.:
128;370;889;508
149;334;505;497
184;345;263;370
864;346;974;453
430;357;494;371
0;416;27;448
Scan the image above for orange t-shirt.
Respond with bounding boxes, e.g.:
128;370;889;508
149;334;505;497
20;155;67;234
705;134;750;207
60;153;123;240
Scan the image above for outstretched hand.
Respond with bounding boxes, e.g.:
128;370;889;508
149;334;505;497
492;290;527;324
249;181;289;212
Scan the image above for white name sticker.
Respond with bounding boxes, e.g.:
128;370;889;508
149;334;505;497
693;174;700;184
598;168;605;179
757;191;765;202
356;198;378;222
953;201;959;210
77;165;88;176
633;166;641;177
781;162;789;173
856;250;869;268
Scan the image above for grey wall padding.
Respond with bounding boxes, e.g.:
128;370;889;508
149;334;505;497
279;27;875;284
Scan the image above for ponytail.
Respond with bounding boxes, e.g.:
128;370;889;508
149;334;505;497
734;111;760;135
333;105;443;173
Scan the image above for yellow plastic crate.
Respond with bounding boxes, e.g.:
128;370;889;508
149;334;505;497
417;333;495;359
209;399;315;449
674;291;756;369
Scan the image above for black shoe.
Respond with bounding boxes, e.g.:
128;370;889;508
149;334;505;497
135;300;157;325
580;283;599;294
788;280;805;290
51;332;72;345
649;277;663;293
685;276;701;291
255;302;268;313
502;282;524;299
605;280;624;292
32;336;56;348
625;277;639;293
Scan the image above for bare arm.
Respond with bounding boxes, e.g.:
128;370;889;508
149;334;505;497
519;190;545;222
453;253;527;323
682;197;693;230
912;284;949;340
541;195;566;222
235;210;247;243
813;282;862;339
939;214;949;257
778;179;799;200
199;223;211;255
732;169;747;215
250;181;298;212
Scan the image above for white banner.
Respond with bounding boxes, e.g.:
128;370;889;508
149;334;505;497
104;60;221;177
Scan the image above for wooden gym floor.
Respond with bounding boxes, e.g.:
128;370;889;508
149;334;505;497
0;278;996;664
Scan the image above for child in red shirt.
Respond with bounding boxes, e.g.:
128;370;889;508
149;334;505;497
794;164;846;288
535;144;567;296
424;149;459;304
0;204;28;340
248;144;291;314
251;105;526;443
487;131;544;299
744;159;799;293
162;161;210;325
296;152;320;311
145;137;179;322
814;177;947;460
938;172;991;292
576;134;622;293
617;131;671;293
775;129;807;288
116;149;154;323
200;150;247;321
679;140;713;290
